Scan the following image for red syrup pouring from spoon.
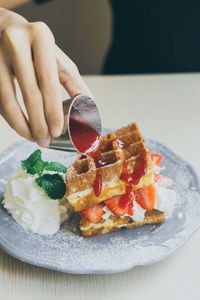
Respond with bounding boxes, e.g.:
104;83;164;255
69;108;103;197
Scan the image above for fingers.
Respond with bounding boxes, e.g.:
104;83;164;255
55;45;94;99
2;23;50;147
0;44;33;142
31;22;63;137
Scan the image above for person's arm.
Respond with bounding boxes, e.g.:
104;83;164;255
0;8;92;147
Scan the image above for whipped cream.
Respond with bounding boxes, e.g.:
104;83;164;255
102;183;176;222
3;167;73;235
154;184;176;218
102;205;113;220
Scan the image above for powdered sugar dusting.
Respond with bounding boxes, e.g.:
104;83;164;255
0;136;199;274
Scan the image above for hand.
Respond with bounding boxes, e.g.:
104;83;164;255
0;8;93;147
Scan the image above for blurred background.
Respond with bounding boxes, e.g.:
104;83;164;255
2;0;200;75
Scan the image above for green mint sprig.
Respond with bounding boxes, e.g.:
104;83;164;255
35;174;66;200
21;150;67;199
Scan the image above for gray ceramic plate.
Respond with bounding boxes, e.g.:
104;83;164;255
0;135;200;274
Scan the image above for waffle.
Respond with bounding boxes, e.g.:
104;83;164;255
80;209;165;237
65;123;154;212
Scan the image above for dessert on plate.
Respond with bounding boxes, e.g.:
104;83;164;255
65;123;176;237
3;122;176;237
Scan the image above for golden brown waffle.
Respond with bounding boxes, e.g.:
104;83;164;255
80;210;165;237
65;123;154;212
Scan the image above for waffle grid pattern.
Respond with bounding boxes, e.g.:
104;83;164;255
66;123;152;196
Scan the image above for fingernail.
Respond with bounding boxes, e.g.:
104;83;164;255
37;139;50;148
50;125;62;137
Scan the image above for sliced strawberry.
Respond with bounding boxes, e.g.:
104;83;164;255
151;154;162;166
135;184;156;210
127;199;134;216
80;203;105;223
105;196;127;216
154;173;173;188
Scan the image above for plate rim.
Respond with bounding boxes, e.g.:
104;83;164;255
0;138;200;274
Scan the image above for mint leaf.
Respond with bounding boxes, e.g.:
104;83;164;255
21;150;67;176
21;150;47;175
43;162;67;173
35;174;66;200
22;150;67;199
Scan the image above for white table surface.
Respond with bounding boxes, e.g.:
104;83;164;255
0;74;200;300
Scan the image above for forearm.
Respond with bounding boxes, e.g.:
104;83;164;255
0;0;30;9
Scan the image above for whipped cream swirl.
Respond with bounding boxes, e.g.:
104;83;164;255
3;167;73;235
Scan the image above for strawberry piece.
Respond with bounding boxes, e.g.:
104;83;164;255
154;173;173;188
80;203;105;223
127;199;134;216
105;196;128;216
151;154;162;166
135;184;156;210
